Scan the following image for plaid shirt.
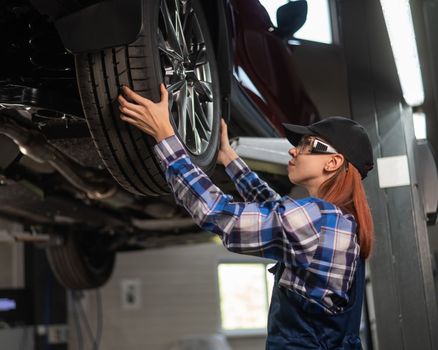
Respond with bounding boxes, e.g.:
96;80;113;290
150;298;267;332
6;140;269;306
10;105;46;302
154;135;360;314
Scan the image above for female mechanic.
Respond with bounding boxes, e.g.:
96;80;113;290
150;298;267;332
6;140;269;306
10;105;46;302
117;83;375;350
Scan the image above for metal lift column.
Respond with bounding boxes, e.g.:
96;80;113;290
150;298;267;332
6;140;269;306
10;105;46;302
339;0;438;349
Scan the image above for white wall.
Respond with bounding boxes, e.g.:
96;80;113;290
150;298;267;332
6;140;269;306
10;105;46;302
71;241;270;350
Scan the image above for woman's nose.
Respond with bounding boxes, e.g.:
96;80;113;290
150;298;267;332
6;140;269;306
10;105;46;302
289;147;297;157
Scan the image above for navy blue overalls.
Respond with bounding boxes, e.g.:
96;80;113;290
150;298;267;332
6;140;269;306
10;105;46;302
266;258;365;349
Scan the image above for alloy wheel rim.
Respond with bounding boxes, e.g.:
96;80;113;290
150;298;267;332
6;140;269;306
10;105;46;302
158;0;214;155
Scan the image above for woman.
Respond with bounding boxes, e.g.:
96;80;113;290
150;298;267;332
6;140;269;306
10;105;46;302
118;84;374;349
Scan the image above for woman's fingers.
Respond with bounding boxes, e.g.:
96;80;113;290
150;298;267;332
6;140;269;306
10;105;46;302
118;104;143;120
118;84;174;141
221;118;228;133
159;83;169;105
119;113;137;124
121;85;152;107
119;83;168;111
118;94;145;115
220;118;229;145
120;114;146;130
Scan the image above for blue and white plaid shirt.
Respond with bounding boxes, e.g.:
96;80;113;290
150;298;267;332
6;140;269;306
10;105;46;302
154;135;360;314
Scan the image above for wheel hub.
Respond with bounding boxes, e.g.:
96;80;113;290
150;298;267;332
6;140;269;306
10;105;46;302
176;64;186;79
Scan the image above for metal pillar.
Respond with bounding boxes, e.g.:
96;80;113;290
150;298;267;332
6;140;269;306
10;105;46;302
338;0;438;349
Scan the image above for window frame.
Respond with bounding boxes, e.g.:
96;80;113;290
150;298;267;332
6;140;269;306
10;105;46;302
216;259;276;337
259;0;341;46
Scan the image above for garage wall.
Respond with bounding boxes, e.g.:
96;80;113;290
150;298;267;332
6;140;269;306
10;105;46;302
71;241;270;350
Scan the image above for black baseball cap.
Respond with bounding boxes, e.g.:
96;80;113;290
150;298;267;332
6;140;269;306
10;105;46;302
282;116;374;179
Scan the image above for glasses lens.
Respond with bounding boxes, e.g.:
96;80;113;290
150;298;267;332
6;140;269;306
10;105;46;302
296;137;312;154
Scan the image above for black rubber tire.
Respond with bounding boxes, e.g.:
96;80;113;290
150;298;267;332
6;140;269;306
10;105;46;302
46;232;116;290
75;0;221;196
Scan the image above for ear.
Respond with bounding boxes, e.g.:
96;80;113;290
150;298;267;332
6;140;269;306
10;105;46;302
324;154;345;173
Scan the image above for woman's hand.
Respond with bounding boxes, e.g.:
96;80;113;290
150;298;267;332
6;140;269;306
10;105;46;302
118;83;175;142
217;119;238;167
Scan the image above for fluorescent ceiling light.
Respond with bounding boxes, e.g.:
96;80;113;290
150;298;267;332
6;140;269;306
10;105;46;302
380;0;424;107
413;111;427;140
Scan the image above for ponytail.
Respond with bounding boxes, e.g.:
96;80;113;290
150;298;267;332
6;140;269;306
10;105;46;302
318;163;374;259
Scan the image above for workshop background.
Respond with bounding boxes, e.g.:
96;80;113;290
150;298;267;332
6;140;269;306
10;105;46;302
1;0;438;349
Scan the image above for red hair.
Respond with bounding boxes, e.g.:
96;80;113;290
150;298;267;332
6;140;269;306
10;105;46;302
317;163;374;259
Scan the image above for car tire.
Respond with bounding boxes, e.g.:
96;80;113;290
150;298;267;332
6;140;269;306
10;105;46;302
75;0;221;196
46;232;116;290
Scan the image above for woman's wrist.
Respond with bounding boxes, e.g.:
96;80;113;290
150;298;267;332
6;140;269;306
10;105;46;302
155;126;175;143
221;148;239;167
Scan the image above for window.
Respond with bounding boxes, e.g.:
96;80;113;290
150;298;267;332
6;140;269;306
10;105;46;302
217;262;275;334
259;0;333;44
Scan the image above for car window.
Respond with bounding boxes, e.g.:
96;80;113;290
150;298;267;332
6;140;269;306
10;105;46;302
259;0;333;44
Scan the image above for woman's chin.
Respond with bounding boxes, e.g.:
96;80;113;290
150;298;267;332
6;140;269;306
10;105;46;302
288;174;299;185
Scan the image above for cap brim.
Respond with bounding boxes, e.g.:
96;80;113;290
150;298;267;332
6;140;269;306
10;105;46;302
282;123;312;146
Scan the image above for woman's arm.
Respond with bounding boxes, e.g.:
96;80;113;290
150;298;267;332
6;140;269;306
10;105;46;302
225;157;281;203
219;120;281;203
117;85;296;260
154;135;320;267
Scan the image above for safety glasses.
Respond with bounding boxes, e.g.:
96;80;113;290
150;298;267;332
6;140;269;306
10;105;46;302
296;136;338;155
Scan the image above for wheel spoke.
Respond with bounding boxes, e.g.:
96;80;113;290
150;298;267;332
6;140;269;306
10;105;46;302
195;46;207;67
182;3;193;34
167;79;185;94
160;0;183;57
174;0;189;57
193;78;213;103
168;91;175;111
193;92;211;141
190;43;207;67
187;86;202;153
158;33;183;62
176;81;188;142
182;7;196;53
158;29;180;62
